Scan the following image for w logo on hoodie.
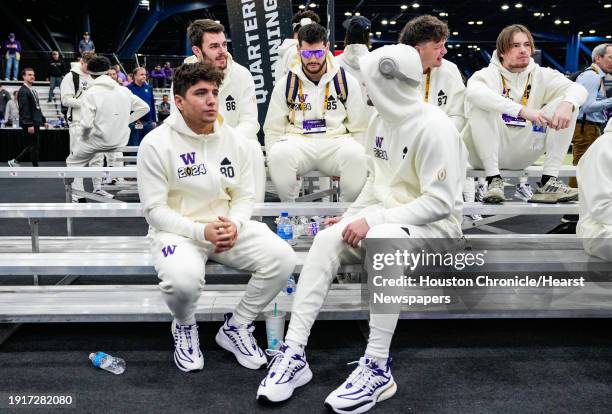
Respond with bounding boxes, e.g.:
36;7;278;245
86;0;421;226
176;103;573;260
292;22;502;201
179;152;196;165
373;136;388;161
162;245;177;257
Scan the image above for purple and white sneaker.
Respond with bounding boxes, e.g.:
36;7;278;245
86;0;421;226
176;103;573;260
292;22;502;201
215;312;266;369
324;356;396;414
256;343;313;403
171;319;204;372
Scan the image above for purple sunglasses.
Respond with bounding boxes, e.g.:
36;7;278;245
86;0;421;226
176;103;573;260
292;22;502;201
300;49;325;59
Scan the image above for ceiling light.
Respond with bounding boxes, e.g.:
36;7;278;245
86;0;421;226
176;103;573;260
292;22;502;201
457;53;462;57
468;21;475;25
214;20;220;24
401;4;408;10
515;3;523;8
605;4;611;8
476;21;483;25
26;18;32;22
344;11;352;16
607;35;612;39
390;20;396;25
554;19;561;25
563;20;570;24
298;4;305;9
501;4;509;10
381;19;388;25
476;47;480;50
412;3;420;8
355;12;361;16
452;31;459;36
589;29;596;33
375;31;382;36
533;12;541;16
309;3;317;8
467;45;473;48
439;12;448;17
448;45;453;48
578;31;583;35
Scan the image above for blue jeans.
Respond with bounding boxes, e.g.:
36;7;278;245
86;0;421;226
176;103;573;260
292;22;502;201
5;55;18;80
128;121;156;147
48;76;62;101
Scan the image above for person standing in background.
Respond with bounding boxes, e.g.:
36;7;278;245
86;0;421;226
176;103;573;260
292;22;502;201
157;94;170;123
8;68;48;167
0;84;11;121
47;51;65;102
150;64;165;88
78;32;95;56
3;90;18;126
4;33;22;81
127;66;156;146
162;62;173;87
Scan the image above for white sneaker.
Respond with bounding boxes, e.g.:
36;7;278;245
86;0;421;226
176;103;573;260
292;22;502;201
514;183;534;201
215;312;266;369
529;177;578;203
7;159;20;167
256;343;313;403
324;356;396;414
475;180;486;203
483;177;506;204
92;189;114;199
171;320;204;372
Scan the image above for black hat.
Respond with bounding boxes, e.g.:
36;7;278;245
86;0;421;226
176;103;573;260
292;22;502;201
342;16;371;34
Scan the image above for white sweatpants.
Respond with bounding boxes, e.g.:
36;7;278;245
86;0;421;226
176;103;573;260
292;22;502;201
284;204;462;358
151;220;297;325
465;97;577;177
579;219;612;262
245;139;266;203
267;135;367;202
68;124;104;192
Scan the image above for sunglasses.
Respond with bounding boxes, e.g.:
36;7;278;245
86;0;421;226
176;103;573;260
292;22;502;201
300;49;325;59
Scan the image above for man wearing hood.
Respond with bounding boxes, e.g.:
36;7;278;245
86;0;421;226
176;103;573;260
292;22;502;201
577;118;612;262
273;10;321;84
138;62;296;373
464;24;587;204
60;52;109;200
171;19;266;203
66;56;149;176
264;23;368;202
336;16;375;120
257;44;467;414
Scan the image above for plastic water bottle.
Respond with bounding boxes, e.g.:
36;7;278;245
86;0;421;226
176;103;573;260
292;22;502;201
89;352;126;375
277;212;296;245
284;275;296;295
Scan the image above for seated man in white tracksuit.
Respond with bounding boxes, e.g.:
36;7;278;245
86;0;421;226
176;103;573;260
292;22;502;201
257;44;467;414
138;62;296;373
577;119;612;262
274;10;321;84
265;23;368;202
464;24;587;204
67;56;149;175
170;19;266;203
60;52;108;200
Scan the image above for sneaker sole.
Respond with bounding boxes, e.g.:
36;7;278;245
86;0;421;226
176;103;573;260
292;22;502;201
171;321;204;372
257;365;313;403
483;194;505;204
324;380;397;414
215;329;266;370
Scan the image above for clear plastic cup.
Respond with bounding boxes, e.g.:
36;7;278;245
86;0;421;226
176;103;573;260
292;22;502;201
265;310;286;350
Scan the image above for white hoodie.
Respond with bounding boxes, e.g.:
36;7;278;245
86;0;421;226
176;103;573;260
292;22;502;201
137;112;255;242
79;75;150;149
171;53;259;140
264;55;367;148
349;44;467;232
577;119;612;235
465;51;587;119
273;38;299;84
60;61;93;123
422;59;466;132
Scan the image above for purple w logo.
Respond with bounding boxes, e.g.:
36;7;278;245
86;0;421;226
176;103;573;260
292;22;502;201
179;152;196;165
162;245;177;257
375;136;384;148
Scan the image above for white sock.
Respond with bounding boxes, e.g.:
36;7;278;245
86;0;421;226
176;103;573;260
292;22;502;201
176;316;196;326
